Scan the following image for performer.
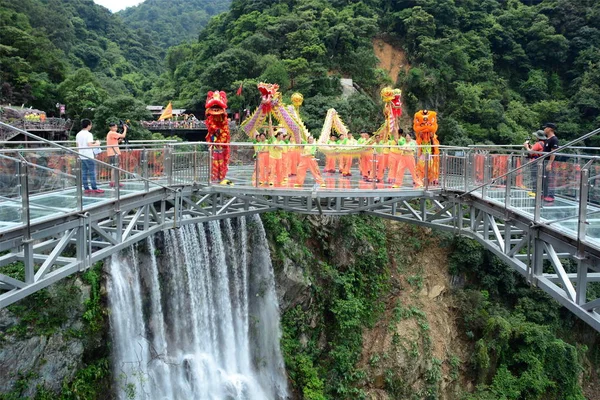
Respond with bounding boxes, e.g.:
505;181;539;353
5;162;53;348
370;134;385;183
252;132;270;185
413;109;440;184
388;128;405;185
393;132;423;188
324;135;339;173
295;136;325;187
269;131;285;186
205;90;231;184
358;132;371;179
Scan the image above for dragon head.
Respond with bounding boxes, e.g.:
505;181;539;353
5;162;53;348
258;82;280;103
380;87;395;103
205;91;228;115
390;89;402;117
291;92;304;108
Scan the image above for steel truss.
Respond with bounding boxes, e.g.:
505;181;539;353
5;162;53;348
3;184;600;332
367;193;600;332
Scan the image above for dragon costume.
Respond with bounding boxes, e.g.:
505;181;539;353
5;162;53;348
241;83;309;144
205;90;231;183
413;109;440;184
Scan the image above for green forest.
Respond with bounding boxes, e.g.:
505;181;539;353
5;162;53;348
2;1;600;399
1;0;599;144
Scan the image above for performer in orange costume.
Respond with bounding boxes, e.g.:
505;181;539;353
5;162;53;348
324;136;339;173
295;136;325;187
269;131;285;186
252;132;270;185
393;132;423;188
205;90;231;183
413;109;440;184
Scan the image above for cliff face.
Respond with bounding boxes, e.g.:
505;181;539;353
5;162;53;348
265;212;600;400
1;214;599;399
0;263;111;399
266;213;470;399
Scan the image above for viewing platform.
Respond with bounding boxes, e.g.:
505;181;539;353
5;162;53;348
2;121;600;332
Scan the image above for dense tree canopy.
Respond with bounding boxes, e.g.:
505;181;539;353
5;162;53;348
119;0;231;50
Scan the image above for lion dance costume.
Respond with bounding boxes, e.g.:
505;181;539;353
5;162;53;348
413;110;440;184
205;90;231;183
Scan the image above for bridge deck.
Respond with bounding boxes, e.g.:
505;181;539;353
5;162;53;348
4;137;600;331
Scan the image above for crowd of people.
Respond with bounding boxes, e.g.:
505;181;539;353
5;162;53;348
251;128;424;188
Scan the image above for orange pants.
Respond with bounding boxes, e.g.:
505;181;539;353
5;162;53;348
370;154;385;181
388;153;401;183
296;156;324;186
289;150;301;176
325;155;337;173
360;153;371;177
381;154;389;178
252;152;269;184
270;157;283;186
396;154;422;186
340;155;353;175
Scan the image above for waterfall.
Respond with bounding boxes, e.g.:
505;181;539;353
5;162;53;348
107;215;289;400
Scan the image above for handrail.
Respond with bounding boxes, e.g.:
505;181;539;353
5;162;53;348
0;121;177;193
457;126;600;199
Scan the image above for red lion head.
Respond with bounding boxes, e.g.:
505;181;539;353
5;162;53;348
206;91;228;115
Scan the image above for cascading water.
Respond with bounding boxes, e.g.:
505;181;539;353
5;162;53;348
107;215;289;399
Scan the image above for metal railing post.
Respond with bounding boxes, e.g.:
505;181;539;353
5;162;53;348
193;145;198;183
463;152;469;192
165;145;173;186
372;148;377;190
578;167;590;244
19;161;34;284
441;151;447;190
208;146;213;186
482;154;489;199
504;155;513;209
255;149;259;188
142;149;149;192
424;153;430;191
75;158;83;211
114;154;120;200
534;161;544;223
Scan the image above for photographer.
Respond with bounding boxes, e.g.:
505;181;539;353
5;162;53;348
106;121;127;187
524;130;546;197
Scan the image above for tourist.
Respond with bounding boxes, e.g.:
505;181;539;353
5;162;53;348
106;122;127;187
524;130;546;197
76;119;104;194
542;123;559;202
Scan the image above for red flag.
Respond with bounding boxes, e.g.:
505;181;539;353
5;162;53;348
236;82;243;96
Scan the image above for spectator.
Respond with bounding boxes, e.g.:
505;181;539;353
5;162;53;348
524;130;546;197
106;122;127;187
76;119;104;194
542;123;559;202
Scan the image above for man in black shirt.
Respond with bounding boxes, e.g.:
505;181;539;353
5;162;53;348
542;123;559;202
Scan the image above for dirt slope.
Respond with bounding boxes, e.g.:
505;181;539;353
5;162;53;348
373;38;410;84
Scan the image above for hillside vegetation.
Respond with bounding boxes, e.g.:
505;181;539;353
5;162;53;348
155;0;599;145
119;0;231;49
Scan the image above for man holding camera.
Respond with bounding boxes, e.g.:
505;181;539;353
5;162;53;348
106;121;127;187
542;123;559;202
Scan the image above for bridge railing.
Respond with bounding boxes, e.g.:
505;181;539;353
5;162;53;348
0;122;182;233
458;144;600;247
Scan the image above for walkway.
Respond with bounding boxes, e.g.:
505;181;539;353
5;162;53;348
2;130;600;332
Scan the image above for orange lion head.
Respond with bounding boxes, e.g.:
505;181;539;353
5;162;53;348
205;91;228;115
